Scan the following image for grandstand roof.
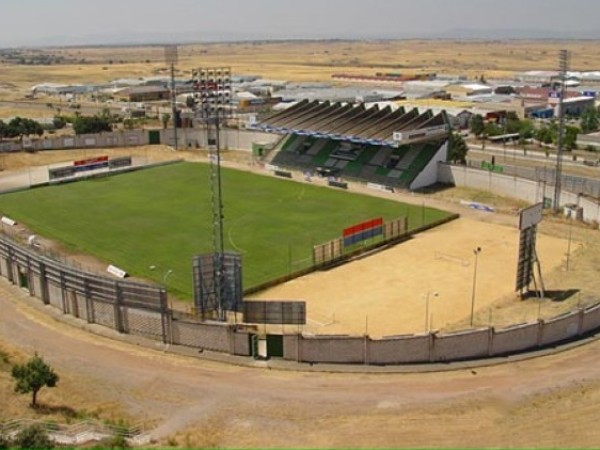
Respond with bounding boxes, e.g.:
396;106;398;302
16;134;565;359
254;100;449;146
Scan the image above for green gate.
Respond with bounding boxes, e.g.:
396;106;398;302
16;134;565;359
266;334;284;358
18;270;28;289
148;130;161;145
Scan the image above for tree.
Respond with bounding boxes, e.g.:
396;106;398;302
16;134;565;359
11;353;59;407
161;112;171;129
185;95;196;108
72;114;112;135
504;112;522;134
13;423;54;449
580;106;599;133
535;124;555;145
565;125;581;151
469;114;484;137
483;121;502;137
123;118;135;130
448;132;469;164
518;119;535;140
52;115;67;130
4;117;44;141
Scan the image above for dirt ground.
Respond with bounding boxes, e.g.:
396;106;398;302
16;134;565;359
249;218;569;337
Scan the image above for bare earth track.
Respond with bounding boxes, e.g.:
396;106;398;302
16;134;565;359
1;147;600;447
3;283;600;448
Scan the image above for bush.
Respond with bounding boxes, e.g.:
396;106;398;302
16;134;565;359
13;423;54;449
0;432;11;449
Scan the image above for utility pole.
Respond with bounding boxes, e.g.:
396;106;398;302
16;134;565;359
553;49;569;213
164;45;178;150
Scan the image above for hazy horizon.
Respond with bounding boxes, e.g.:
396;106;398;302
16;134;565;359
2;0;600;48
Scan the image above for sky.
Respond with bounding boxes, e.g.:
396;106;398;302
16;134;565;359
2;0;600;47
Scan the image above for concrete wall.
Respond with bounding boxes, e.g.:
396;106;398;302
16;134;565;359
30;273;44;302
439;163;600;223
433;328;491;361
539;310;581;346
410;141;449;190
75;291;89;321
232;330;252;356
581;304;600;334
170;320;230;353
121;307;164;340
47;282;63;310
283;334;299;361
491;322;540;355
92;300;116;329
368;334;430;364
300;336;366;364
161;128;278;152
2;131;149;153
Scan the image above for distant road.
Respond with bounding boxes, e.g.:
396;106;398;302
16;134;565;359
467;143;600;178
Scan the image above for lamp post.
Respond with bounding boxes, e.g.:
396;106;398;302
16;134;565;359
162;269;174;285
423;291;439;332
470;247;482;327
150;265;175;347
149;265;173;302
566;192;582;272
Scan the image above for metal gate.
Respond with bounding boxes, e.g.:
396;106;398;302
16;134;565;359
148;130;161;145
266;334;284;358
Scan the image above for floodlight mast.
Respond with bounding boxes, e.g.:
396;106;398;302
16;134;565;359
164;45;179;151
193;67;232;320
553;49;569;214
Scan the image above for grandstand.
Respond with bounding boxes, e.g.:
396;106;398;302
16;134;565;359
253;100;450;190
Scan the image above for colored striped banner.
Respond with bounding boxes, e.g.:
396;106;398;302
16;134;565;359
343;217;383;247
343;217;383;237
73;155;109;167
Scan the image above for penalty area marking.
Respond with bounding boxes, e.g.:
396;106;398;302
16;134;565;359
434;251;470;267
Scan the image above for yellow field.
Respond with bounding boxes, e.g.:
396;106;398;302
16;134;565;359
2;40;600;97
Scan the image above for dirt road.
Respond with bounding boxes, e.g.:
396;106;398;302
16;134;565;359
3;281;600;448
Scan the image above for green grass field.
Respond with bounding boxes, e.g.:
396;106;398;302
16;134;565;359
0;162;451;300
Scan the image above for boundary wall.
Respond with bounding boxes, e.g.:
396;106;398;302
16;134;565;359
161;128;279;151
0;128;280;152
283;306;600;364
0;131;149;153
1;231;599;365
0;234;253;357
0;128;277;153
438;162;600;223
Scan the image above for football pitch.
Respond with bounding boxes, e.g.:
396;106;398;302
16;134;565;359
0;162;451;300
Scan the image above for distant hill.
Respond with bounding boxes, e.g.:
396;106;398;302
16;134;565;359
3;27;600;49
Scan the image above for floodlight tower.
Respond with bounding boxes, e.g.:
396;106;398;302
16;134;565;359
193;67;232;320
164;45;179;150
553;49;569;214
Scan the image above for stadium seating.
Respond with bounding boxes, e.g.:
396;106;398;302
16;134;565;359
261;105;449;190
312;139;341;166
270;135;446;189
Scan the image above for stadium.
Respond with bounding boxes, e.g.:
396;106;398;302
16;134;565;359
0;94;596;365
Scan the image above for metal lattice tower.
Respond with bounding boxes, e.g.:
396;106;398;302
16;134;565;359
553;49;569;214
193;67;232;319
